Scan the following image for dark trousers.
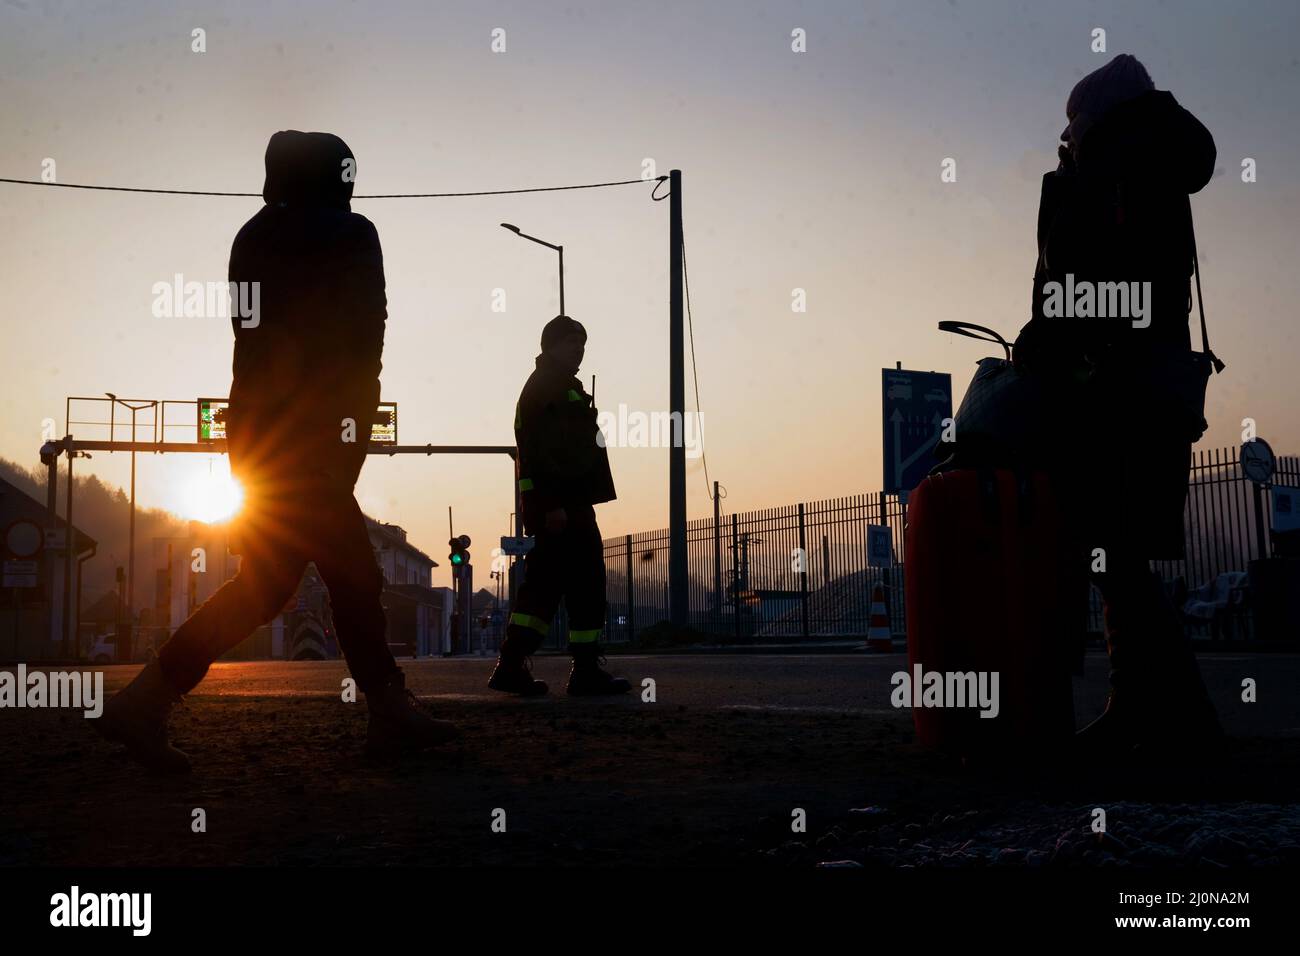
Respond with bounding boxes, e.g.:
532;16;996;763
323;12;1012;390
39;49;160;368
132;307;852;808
506;505;607;649
157;466;398;695
1089;551;1204;696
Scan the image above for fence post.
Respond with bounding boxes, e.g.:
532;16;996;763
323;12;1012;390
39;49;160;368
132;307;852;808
713;481;722;632
822;534;830;594
876;490;886;618
798;502;809;640
884;490;899;634
625;534;634;642
1252;482;1268;561
732;513;740;643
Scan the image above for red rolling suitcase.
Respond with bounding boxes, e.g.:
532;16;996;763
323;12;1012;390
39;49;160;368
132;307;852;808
904;469;1075;755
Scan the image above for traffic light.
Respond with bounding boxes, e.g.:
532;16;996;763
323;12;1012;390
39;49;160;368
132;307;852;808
448;534;471;567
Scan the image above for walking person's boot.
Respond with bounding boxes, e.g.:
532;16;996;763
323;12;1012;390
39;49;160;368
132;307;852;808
488;630;549;696
566;641;631;696
94;658;192;774
365;670;459;757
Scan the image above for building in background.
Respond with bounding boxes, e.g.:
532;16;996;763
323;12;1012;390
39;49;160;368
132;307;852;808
0;475;97;661
131;515;450;664
367;518;448;657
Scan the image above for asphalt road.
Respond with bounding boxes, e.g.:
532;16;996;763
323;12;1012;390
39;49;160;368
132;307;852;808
2;651;1297;868
108;650;1300;738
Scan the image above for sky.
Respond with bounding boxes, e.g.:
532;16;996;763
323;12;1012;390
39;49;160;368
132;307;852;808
2;0;1298;587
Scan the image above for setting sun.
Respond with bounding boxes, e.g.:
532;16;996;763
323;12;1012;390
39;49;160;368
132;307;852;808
173;459;244;524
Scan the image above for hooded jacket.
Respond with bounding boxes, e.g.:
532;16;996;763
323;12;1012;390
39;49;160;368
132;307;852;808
1015;89;1216;370
514;353;617;522
1013;83;1216;560
226;131;386;478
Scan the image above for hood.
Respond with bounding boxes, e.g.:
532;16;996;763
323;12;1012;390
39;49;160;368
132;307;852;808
1062;54;1154;149
1077;89;1217;194
261;130;355;210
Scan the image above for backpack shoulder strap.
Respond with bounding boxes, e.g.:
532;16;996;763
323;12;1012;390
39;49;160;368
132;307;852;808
1189;210;1226;373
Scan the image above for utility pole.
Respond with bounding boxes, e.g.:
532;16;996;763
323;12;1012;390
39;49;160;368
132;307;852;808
105;395;154;662
59;442;91;658
712;480;722;627
669;168;687;628
42;441;58;650
62;443;73;659
127;415;136;661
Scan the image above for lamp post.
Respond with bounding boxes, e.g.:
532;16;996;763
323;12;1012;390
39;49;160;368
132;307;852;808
500;223;565;315
106;393;157;661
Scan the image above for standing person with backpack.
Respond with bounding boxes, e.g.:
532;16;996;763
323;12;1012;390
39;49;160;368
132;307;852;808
1012;54;1224;755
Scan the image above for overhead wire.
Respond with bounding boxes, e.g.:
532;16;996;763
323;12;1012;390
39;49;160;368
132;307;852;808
0;175;665;199
5;168;715;496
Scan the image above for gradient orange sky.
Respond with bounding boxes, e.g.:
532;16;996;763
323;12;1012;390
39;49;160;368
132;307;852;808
3;0;1298;586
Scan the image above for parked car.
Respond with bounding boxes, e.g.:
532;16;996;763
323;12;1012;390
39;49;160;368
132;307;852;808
88;632;117;664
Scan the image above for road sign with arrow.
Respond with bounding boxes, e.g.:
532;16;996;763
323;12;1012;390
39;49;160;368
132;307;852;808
882;368;952;495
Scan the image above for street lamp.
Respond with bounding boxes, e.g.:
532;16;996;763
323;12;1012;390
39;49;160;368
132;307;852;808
500;222;565;316
106;392;157;662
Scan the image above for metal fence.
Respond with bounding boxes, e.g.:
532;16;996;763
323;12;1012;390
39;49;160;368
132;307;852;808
601;494;907;643
600;446;1298;643
1154;447;1299;589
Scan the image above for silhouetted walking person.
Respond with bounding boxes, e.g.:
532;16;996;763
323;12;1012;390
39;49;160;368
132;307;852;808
97;131;457;772
1012;55;1222;754
488;316;630;696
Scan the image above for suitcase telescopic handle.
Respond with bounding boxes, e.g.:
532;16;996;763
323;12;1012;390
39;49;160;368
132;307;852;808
937;321;1012;362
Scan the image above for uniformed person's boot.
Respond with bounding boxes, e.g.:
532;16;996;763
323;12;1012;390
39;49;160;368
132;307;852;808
566;642;631;696
488;632;549;696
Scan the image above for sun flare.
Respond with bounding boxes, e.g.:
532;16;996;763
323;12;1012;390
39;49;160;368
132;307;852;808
174;460;244;524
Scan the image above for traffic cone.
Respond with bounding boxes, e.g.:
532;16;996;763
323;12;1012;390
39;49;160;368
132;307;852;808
867;583;892;651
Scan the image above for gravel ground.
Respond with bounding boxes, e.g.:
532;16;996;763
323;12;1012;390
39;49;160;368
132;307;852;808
793;801;1300;868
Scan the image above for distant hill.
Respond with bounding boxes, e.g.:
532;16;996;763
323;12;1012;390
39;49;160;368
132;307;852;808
0;456;191;606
